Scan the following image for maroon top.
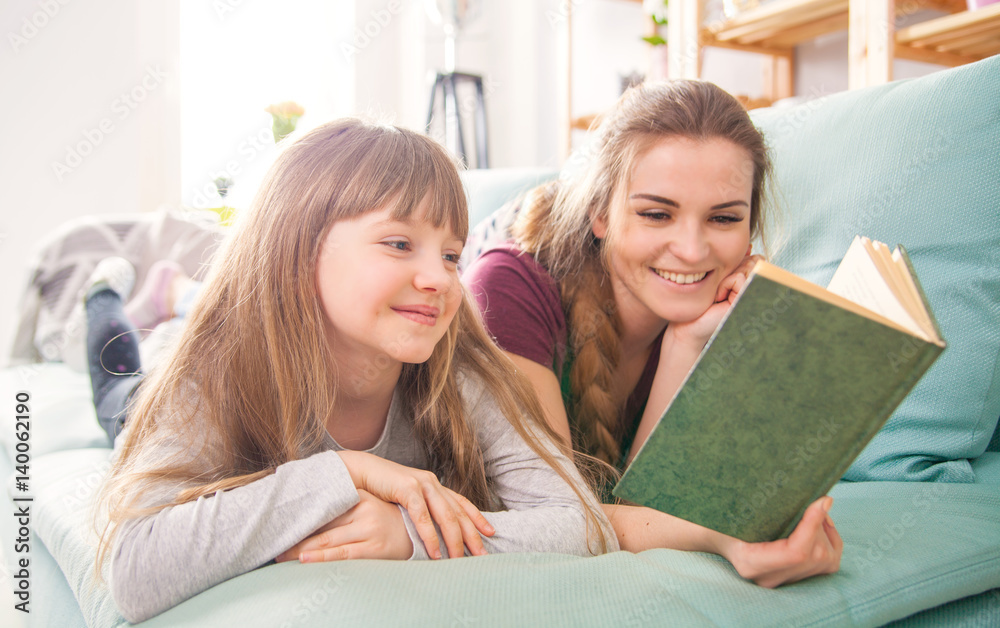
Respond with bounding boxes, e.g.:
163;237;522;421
463;242;663;455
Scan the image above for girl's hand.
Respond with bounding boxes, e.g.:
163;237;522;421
336;450;494;559
667;254;765;349
718;497;843;588
275;490;413;563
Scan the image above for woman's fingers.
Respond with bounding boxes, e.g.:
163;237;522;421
730;496;842;587
783;497;839;576
823;512;844;560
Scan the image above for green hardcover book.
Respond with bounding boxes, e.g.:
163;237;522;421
612;236;946;543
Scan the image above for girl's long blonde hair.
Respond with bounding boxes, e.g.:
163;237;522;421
513;80;775;467
95;119;610;571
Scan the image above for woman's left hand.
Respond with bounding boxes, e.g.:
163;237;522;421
668;254;765;348
275;490;413;563
719;497;843;588
714;254;764;306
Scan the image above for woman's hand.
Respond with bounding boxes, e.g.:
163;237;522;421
667;254;765;348
336;450;494;559
717;497;843;588
275;490;413;563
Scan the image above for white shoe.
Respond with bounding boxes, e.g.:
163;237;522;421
61;257;136;372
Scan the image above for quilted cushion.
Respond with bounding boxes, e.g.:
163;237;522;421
752;55;1000;482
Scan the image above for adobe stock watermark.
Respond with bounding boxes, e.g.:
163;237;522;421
277;571;350;628
8;0;72;56
726;414;842;531
340;0;402;60
50;65;168;182
545;0;586;30
850;481;950;576
683;287;801;399
859;127;954;234
761;85;831;140
212;0;249;21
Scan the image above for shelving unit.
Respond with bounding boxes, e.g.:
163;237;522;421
560;0;998;161
670;0;997;100
896;3;1000;65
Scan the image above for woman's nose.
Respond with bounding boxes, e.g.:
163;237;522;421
668;221;710;264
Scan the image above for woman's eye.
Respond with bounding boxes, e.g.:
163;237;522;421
711;215;745;225
639;210;671;221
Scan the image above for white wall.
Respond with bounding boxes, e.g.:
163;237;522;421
0;0;181;361
0;0;957;361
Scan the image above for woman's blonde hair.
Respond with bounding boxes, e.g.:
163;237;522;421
95;119;610;572
513;80;775;466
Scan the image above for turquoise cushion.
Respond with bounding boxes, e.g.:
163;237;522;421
19;446;1000;628
461;167;559;230
751;56;1000;483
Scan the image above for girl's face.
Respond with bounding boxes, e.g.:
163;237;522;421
315;195;464;373
592;136;754;330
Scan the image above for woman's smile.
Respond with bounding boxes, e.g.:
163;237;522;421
651;268;712;287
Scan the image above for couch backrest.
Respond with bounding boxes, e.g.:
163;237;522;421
751;55;1000;482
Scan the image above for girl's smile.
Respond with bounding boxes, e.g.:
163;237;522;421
391;304;441;326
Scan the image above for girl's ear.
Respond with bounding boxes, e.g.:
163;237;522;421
591;213;608;240
746;244;753;256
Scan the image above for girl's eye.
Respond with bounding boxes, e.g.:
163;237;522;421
711;215;745;225
383;240;410;251
443;252;460;264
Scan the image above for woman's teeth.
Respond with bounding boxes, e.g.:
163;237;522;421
654;269;708;285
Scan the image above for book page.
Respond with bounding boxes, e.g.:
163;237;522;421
867;240;931;336
891;248;937;340
827;236;924;336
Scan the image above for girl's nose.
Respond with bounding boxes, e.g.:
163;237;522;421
414;255;453;294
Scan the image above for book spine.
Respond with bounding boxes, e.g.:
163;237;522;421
775;342;945;539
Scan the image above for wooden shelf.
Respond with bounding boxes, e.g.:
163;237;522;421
896;3;1000;66
702;0;968;51
679;0;994;98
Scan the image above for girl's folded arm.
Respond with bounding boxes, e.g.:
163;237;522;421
110;450;359;623
433;379;617;558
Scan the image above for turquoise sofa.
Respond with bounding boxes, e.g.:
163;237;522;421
2;56;999;626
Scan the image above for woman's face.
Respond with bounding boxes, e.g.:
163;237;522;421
593;136;754;330
315;194;464;375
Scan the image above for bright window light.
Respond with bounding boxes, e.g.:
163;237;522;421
179;0;355;212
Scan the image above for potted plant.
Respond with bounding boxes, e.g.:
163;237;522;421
642;0;669;81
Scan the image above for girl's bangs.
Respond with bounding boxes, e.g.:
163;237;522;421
385;136;468;242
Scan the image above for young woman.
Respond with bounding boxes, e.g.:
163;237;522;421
462;80;842;587
90;119;615;623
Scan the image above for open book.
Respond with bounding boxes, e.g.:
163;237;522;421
612;236;945;543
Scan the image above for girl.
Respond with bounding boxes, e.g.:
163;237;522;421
90;119;616;624
462;80;843;587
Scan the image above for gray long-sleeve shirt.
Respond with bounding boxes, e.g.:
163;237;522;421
110;373;618;623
